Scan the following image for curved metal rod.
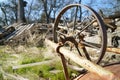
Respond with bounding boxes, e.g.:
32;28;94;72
56;44;70;80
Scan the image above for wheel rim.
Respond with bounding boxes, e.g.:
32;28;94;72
54;4;107;64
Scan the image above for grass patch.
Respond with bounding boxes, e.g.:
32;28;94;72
15;62;65;80
0;72;4;80
0;45;80;80
21;54;43;64
0;53;10;61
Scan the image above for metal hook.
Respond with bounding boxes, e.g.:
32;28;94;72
56;42;70;80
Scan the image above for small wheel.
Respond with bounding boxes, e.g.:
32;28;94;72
54;4;107;64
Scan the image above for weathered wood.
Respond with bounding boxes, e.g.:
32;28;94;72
45;39;119;80
74;64;120;80
107;47;120;54
5;23;35;41
67;64;85;72
12;59;55;70
5;25;26;40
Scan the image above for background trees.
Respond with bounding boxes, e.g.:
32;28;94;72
18;0;27;23
0;0;120;26
0;0;18;25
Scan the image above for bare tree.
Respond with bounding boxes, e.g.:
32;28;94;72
40;0;74;23
79;0;82;21
25;0;43;23
1;7;8;25
11;0;18;22
0;0;18;25
26;0;34;23
18;0;27;23
41;0;53;23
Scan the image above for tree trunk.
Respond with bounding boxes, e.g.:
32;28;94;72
18;0;26;23
79;0;82;21
14;0;18;22
42;0;51;23
1;7;8;25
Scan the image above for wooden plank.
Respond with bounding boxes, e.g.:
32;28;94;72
45;39;119;80
5;25;26;40
15;24;30;37
26;23;35;30
4;23;35;41
12;59;55;70
107;47;120;54
67;64;85;72
5;26;25;40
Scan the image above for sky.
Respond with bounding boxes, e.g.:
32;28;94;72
0;0;117;18
0;0;7;16
0;0;7;2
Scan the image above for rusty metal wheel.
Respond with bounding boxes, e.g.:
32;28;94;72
54;4;107;64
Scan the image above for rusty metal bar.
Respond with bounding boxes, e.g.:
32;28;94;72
56;44;70;80
45;39;119;80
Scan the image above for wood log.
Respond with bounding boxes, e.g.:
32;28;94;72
107;47;120;54
45;39;119;80
12;59;55;70
67;64;85;72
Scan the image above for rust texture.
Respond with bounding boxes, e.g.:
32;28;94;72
45;39;120;80
53;3;120;80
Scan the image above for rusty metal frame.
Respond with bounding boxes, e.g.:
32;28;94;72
45;39;120;80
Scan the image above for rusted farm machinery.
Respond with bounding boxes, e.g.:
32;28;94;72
53;4;120;80
54;4;107;64
0;3;119;80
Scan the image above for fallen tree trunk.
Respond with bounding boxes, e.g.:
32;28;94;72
45;39;119;80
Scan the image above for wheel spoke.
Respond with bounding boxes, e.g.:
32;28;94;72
80;40;101;49
75;45;82;56
56;31;67;37
62;16;69;29
76;17;88;30
73;6;78;30
79;19;97;33
82;47;91;61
